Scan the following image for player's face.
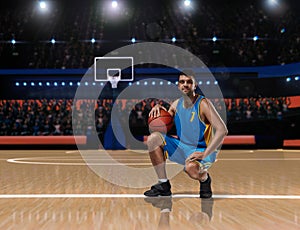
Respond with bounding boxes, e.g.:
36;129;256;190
178;75;196;96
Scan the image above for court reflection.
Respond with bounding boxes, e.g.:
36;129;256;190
144;197;214;229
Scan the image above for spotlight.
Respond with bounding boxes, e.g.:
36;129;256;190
295;76;299;81
91;38;96;43
38;82;42;86
212;36;217;42
286;77;291;82
31;82;35;86
152;81;156;85
206;81;210;85
69;82;73;86
39;1;47;9
46;82;50;86
263;0;284;15
54;82;58;86
268;0;279;7
11;39;16;44
214;80;218;85
51;38;56;44
253;36;259;41
61;82;65;86
172;37;176;43
111;0;118;8
131;37;136;43
23;82;27;86
280;28;285;33
184;0;191;7
15;82;19;86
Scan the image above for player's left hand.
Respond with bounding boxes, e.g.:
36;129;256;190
186;152;207;163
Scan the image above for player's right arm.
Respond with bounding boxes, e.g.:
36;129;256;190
168;99;179;117
149;99;179;118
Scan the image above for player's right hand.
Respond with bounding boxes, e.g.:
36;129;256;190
149;105;167;118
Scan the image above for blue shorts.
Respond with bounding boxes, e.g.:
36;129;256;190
160;134;217;170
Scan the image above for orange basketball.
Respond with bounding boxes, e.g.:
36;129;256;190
148;109;174;133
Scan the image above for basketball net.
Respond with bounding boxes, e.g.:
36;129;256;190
108;75;120;89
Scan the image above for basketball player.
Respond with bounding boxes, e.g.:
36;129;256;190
144;70;228;198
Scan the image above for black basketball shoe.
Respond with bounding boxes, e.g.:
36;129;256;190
144;180;172;197
200;174;212;198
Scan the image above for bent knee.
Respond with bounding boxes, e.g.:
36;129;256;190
147;132;164;150
185;162;200;180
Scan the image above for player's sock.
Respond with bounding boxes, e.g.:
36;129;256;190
159;179;168;183
200;174;208;182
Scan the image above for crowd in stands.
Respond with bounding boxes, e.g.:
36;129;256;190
0;97;292;137
225;97;291;122
0;1;300;68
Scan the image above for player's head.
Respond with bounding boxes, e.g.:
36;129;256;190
178;69;197;96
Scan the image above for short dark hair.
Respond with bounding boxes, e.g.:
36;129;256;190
179;69;195;78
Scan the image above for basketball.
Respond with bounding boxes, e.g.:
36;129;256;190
148;109;174;133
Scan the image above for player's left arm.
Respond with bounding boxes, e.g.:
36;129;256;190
201;98;228;158
187;99;228;162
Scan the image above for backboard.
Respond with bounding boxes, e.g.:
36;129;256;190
94;57;134;88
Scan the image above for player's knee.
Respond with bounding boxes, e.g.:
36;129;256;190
147;132;163;150
185;162;199;180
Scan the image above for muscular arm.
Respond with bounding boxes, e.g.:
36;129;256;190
168;99;178;117
149;99;178;118
187;99;228;162
201;99;228;157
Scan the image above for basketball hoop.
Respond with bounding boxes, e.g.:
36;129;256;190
108;75;120;88
94;57;134;89
107;68;121;89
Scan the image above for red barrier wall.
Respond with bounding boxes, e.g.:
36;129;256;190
0;136;86;145
283;140;300;147
1;136;299;147
222;135;255;145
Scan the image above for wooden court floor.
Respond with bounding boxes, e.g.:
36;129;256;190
0;149;300;230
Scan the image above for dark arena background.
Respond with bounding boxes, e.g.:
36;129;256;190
0;1;300;229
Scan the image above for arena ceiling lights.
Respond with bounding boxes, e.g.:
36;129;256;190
37;0;50;13
262;0;287;15
39;1;47;10
111;0;118;9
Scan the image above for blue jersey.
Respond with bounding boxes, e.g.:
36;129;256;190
161;94;217;167
174;95;213;149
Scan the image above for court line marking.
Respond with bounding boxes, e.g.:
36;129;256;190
6;157;300;166
6;158;174;166
0;194;300;199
